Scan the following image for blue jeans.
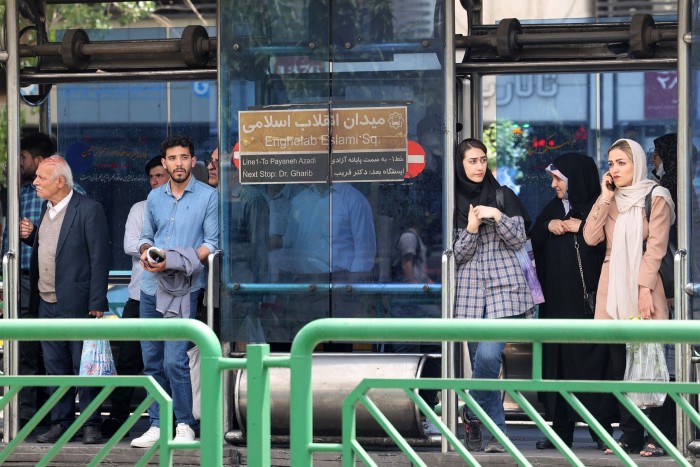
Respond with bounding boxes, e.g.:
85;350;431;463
466;341;507;439
140;290;200;428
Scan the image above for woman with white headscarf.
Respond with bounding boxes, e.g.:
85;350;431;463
583;138;675;456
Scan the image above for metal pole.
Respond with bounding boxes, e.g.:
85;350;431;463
39;102;51;136
442;0;456;453
469;73;483;139
4;0;22;442
456;58;676;75
675;0;693;454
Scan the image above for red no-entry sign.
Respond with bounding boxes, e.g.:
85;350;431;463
232;142;240;169
405;140;426;178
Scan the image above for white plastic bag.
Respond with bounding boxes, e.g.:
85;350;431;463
188;345;201;420
79;340;117;376
624;342;669;408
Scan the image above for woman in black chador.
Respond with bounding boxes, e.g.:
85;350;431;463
529;153;616;449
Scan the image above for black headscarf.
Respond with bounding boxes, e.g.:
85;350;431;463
549;153;601;217
653;133;678;210
454;143;530;229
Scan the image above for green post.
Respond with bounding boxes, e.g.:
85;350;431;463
246;344;271;467
290;329;318;466
198;326;224;467
341;392;358;467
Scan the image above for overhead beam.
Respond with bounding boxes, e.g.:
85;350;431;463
13;15;679;86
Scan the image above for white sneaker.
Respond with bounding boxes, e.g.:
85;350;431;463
130;426;160;448
173;423;195;442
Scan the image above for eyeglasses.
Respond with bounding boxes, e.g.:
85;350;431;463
206;158;219;168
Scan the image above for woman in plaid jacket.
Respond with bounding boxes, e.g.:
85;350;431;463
453;138;534;453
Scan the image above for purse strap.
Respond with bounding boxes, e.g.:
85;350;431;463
574;234;588;297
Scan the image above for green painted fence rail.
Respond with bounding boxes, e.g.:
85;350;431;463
0;318;223;467
282;318;700;467
2;317;700;467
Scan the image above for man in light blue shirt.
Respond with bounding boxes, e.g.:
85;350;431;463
282;183;376;351
131;135;218;448
283;183;376;276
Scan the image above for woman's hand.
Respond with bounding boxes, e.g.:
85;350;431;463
548;219;566;235
601;171;615;201
473;205;502;224
562;218;582;233
467;204;480;233
548;218;581;235
638;286;654;319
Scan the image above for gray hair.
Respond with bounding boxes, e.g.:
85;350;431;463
40;155;74;189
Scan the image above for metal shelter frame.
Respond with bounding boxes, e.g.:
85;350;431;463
0;0;697;455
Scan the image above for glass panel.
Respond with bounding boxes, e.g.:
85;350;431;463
490;72;681;223
57;81;168;271
55;28;217;272
220;0;446;343
489;74;595;220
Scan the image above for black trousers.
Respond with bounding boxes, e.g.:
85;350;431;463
39;299;100;427
107;298;145;421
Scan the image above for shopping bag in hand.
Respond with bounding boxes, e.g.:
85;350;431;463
623;341;669;408
79;339;117;376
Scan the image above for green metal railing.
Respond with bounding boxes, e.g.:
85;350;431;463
0;318;223;467
3;317;700;466
281;318;700;467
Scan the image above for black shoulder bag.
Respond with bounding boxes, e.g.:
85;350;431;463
574;234;596;316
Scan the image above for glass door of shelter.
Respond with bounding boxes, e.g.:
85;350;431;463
219;0;448;344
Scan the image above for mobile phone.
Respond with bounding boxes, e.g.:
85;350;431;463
606;180;616;191
481;217;495;225
147;247;165;264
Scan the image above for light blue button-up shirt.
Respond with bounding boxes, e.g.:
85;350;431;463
139;176;219;296
282;183;376;274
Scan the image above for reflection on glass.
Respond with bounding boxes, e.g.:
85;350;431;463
57;77;217;272
220;0;445;343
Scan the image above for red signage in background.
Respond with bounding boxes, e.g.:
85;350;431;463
644;71;678;119
405;140;426;178
232;142;240;169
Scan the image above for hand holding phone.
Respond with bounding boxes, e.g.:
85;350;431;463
147;247;166;264
603;172;616;192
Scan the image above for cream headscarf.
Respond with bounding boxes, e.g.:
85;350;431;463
606;138;675;320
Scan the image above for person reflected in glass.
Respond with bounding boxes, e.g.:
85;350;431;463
281;182;376;351
389;204;441;428
583;138;674;456
530;153;615;450
453;138;535;453
412;105;444;247
219;147;270;344
264;183;302;282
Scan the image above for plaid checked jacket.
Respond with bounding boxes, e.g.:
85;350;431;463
453;214;535;319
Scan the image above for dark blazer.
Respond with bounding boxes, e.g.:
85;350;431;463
26;191;110;317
